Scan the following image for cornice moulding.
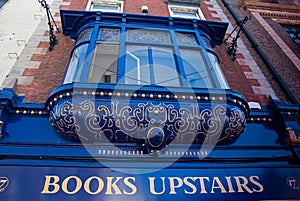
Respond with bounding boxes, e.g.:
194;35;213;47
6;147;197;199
241;0;300;13
248;8;300;20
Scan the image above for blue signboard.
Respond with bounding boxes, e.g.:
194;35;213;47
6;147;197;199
0;166;300;200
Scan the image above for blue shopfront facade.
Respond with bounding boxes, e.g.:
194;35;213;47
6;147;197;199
0;10;299;200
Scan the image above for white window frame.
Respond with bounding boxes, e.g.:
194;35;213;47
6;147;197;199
168;3;205;20
86;0;123;13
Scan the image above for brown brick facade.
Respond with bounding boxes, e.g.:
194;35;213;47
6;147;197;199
8;0;299;105
124;0;169;16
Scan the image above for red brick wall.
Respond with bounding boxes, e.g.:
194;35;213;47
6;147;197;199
16;0;271;105
124;0;169;16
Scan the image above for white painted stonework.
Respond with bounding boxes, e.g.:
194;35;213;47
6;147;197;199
0;0;54;87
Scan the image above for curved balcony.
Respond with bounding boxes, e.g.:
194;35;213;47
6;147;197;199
46;83;249;154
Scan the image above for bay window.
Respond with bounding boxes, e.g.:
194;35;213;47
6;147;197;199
63;24;229;89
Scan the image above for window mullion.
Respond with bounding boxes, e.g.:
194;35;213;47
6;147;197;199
117;26;126;84
148;47;155;85
195;32;219;88
79;25;99;82
171;30;186;87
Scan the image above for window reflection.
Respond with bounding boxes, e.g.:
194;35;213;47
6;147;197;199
64;27;229;89
63;44;88;84
152;47;179;87
125;46;179;87
207;52;229;89
180;48;212;88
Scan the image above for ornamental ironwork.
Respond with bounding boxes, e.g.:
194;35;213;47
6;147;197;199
47;85;248;154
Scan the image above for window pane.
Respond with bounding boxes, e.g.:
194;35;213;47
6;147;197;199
176;32;198;46
200;36;212;48
63;44;89;84
98;28;120;41
125;46;179;86
91;4;119;12
207;52;229;89
0;0;8;9
172;11;199;19
282;25;300;45
89;43;119;83
127;29;171;44
76;28;93;44
152;47;179;87
180;48;213;88
125;46;151;85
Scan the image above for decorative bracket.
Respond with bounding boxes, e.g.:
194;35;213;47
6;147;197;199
223;16;250;60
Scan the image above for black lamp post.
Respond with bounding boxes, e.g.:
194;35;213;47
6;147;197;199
38;0;60;51
224;16;250;61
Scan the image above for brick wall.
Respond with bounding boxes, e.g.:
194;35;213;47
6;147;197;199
12;0;88;102
7;0;291;105
124;0;169;16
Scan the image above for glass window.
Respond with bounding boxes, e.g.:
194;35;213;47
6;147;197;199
87;28;120;83
91;4;119;12
63;44;89;84
152;47;179;87
98;28;120;41
180;48;212;88
282;25;300;45
0;0;8;9
172;11;199;19
76;28;93;44
176;32;198;46
125;46;179;86
89;43;119;83
207;52;229;89
127;29;171;44
64;27;229;89
168;4;205;20
125;46;151;85
200;35;212;49
86;0;123;13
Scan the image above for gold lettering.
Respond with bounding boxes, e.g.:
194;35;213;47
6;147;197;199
105;177;122;195
149;177;166;195
41;175;60;194
250;176;264;192
234;176;253;193
84;176;104;195
183;177;197;194
195;177;209;194
123;177;137;195
169;177;183;194
225;176;235;193
62;176;82;194
211;177;227;193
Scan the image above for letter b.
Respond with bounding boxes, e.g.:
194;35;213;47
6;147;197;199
41;175;60;194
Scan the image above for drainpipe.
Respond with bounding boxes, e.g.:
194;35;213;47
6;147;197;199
221;0;299;105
